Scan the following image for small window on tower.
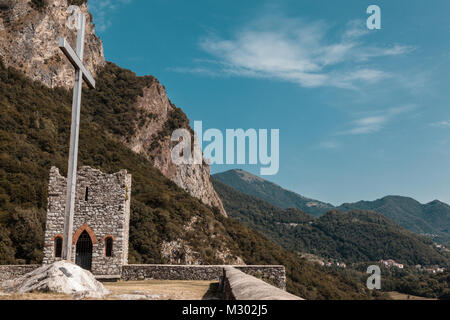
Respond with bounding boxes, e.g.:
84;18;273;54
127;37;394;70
105;237;113;257
85;187;89;201
55;237;63;258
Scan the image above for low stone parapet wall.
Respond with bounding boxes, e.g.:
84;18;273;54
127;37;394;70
234;265;286;290
0;265;41;282
121;264;286;289
121;264;222;281
222;266;303;300
1;264;288;294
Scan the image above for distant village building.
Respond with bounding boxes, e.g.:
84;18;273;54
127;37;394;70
42;166;131;278
379;259;404;269
414;264;445;273
423;266;445;274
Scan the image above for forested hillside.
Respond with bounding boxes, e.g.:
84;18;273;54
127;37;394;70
214;170;450;246
338;196;450;245
212;179;450;267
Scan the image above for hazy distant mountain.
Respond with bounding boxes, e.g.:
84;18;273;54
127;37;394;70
213;169;450;245
337;196;450;245
212;179;450;267
213;169;334;216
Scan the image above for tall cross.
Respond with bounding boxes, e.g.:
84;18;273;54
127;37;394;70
59;10;95;261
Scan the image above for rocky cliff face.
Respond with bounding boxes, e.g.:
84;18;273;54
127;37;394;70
0;0;227;216
127;82;227;216
0;0;104;88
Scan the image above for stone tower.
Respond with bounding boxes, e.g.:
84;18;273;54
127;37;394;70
43;166;131;278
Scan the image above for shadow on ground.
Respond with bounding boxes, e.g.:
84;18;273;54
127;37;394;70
202;282;223;300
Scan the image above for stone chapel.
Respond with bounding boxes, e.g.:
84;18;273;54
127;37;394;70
42;166;131;278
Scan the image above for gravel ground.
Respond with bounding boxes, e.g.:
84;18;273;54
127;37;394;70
0;280;222;300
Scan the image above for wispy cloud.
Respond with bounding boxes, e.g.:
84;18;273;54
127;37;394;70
317;141;340;150
88;0;132;32
340;105;417;135
174;16;414;89
344;116;387;135
430;120;450;127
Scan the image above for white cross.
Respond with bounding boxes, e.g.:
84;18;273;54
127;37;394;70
59;10;95;261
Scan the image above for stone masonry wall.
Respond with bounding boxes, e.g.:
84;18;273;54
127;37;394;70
0;264;287;292
121;265;286;290
0;265;40;282
42;166;131;276
234;266;286;290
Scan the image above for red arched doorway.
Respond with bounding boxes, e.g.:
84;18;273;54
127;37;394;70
75;230;93;271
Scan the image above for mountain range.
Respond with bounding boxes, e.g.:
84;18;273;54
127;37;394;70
213;169;450;245
212;178;450;267
213;169;334;216
338;197;450;245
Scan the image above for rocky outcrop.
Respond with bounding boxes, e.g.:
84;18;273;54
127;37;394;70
1;261;110;298
160;239;203;265
160;239;243;265
127;81;227;216
0;0;104;88
158;215;242;264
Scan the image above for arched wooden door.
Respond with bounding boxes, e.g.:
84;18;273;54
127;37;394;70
75;230;93;271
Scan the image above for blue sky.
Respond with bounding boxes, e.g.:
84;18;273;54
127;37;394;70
88;0;450;205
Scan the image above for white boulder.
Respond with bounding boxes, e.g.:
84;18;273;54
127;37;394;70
1;261;110;299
